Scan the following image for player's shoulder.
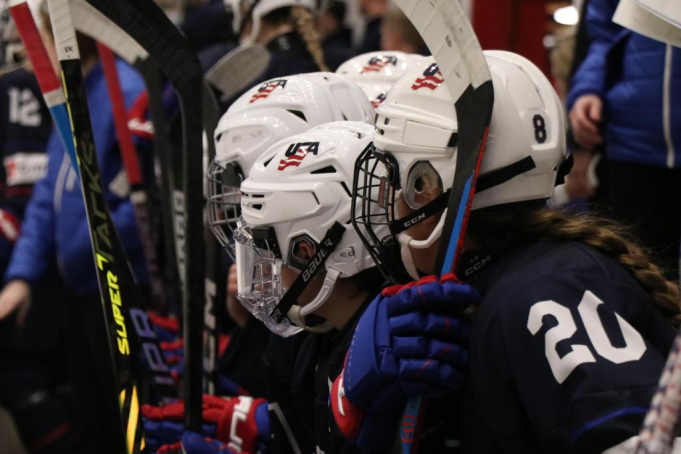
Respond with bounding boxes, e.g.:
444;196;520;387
473;240;650;326
0;66;37;90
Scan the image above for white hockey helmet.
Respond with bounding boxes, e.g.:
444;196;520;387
336;51;425;109
352;51;567;280
230;0;316;45
235;121;378;336
208;73;374;259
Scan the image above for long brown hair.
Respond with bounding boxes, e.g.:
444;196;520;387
290;6;329;72
468;203;681;326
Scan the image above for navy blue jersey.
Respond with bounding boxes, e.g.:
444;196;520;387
462;241;674;453
0;67;51;218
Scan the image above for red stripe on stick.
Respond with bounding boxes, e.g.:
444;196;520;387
9;2;62;94
97;43;142;185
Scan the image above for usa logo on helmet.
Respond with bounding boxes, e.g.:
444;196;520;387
249;79;288;103
278;142;320;171
361;56;398;73
411;63;444;91
371;92;388;109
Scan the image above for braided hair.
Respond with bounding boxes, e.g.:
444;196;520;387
468;204;681;326
290;5;329;72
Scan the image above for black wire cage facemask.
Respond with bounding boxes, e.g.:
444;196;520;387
207;159;243;260
351;143;412;284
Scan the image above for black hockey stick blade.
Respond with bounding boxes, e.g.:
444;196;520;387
84;0;206;431
203;81;222;395
205;44;270;101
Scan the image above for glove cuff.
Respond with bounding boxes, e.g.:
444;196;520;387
216;397;266;453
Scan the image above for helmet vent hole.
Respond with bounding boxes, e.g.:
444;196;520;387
252;204;263;210
311;166;337;174
313;193;320;205
263;157;274;167
287;110;307;122
216;133;222;142
384;118;390;125
447;133;458;147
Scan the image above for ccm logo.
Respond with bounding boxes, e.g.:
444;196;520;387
464;255;492;277
403;212;426;228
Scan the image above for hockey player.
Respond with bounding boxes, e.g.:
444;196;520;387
216;0;332;105
211;71;373;396
147;121;467;454
0;11;149;454
338;51;680;452
335;50;424;109
141;75;375;452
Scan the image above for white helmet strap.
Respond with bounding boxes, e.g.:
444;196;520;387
397;209;447;280
287;267;340;331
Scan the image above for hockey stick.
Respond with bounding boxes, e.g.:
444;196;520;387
83;0;206;431
73;0;220;395
205;44;270;102
12;0;177;414
203;81;222;396
97;42;167;314
637;338;681;453
43;0;179;450
69;0;183;321
390;1;494;453
7;0;79;172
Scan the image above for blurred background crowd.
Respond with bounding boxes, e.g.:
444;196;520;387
0;0;679;452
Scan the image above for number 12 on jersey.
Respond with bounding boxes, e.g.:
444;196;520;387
527;290;647;384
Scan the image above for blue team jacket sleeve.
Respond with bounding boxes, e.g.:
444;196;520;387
567;0;624;109
469;243;674;453
5;133;60;283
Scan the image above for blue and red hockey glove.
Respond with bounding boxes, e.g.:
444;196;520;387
142;395;270;453
149;312;181;343
331;273;479;451
148;313;231;384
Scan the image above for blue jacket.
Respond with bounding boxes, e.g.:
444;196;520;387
5;60;149;296
567;0;681;168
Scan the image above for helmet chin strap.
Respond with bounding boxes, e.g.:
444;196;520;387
397;209;447;280
287;267;340;332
